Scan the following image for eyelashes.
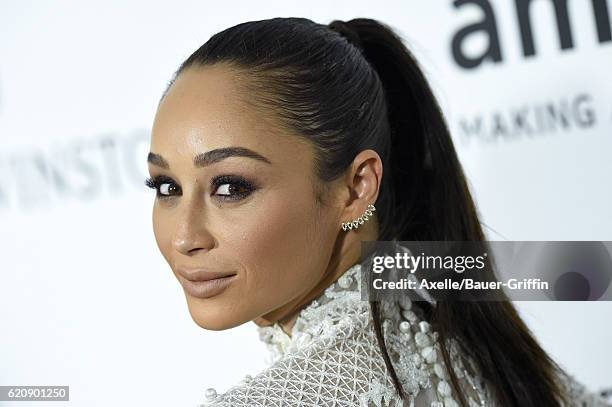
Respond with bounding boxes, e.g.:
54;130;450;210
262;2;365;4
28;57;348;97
211;175;257;201
144;174;257;202
145;175;177;198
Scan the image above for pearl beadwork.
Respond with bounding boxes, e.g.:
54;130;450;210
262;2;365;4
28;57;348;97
204;387;217;402
444;397;460;407
421;346;437;364
338;274;352;289
402;310;419;324
434;362;448;380
414;332;431;348
398;296;412;310
437;380;452;397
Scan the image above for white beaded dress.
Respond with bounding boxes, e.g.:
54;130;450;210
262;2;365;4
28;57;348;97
199;262;611;407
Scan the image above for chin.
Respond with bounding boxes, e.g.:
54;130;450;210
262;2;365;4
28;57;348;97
185;299;246;331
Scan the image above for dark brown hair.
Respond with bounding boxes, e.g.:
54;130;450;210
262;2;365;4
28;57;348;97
163;16;570;406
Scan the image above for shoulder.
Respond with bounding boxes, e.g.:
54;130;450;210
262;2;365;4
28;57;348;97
202;297;404;406
201;298;500;407
201;301;495;407
199;265;501;407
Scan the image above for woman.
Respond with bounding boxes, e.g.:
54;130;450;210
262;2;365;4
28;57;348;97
145;17;610;407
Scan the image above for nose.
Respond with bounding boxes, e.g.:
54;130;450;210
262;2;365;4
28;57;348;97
172;199;215;256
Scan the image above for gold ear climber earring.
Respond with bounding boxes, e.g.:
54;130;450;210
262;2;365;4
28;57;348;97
342;204;376;231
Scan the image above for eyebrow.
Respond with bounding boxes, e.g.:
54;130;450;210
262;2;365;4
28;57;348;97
147;146;272;169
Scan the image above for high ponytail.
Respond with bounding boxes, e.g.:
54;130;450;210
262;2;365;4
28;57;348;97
171;16;570;406
336;18;570;406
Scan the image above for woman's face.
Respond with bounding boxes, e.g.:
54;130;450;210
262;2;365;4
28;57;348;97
148;64;344;330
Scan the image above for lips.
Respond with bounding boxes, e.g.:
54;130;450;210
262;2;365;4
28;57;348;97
177;273;237;299
176;267;237;282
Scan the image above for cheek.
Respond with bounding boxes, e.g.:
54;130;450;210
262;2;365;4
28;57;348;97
151;203;172;264
229;193;325;303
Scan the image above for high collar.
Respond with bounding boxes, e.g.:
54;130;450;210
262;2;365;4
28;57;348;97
256;261;365;364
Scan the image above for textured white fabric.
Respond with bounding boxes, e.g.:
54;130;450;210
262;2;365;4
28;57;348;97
199;262;611;406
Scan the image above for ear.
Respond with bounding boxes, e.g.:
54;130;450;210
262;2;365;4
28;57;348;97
341;149;383;223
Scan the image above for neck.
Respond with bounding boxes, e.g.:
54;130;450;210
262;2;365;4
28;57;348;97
253;236;363;337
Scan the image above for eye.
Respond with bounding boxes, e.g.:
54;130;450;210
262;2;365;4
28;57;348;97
144;174;256;202
144;175;180;199
211;175;256;201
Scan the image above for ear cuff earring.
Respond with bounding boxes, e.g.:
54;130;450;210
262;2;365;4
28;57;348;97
342;204;376;231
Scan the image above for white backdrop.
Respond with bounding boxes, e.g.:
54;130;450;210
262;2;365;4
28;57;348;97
1;1;610;406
